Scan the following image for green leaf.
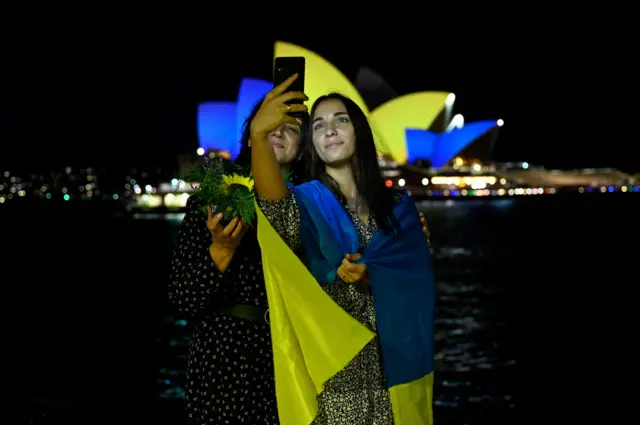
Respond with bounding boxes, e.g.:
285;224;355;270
179;161;257;226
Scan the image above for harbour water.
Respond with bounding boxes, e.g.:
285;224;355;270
1;194;635;424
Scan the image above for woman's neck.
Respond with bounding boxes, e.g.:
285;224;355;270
326;163;357;205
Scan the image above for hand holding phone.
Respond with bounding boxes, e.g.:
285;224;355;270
249;74;308;142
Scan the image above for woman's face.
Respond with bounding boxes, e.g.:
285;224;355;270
311;99;356;166
267;122;302;164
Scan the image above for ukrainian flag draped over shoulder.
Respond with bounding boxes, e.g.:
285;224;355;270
256;181;436;425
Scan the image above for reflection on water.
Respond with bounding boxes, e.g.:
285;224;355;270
154;199;521;423
5;195;634;423
133;212;185;222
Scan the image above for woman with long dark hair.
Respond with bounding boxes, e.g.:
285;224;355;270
168;97;308;425
251;76;435;424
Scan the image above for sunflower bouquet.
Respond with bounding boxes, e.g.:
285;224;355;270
181;157;257;226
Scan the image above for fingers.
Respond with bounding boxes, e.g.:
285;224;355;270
342;259;366;275
221;217;240;236
338;265;365;284
346;253;361;261
269;74;299;97
343;254;364;271
230;220;246;239
418;212;430;238
207;206;223;231
278;91;309;105
348;263;367;274
274;100;306;126
419;212;428;227
337;266;354;283
287;103;309;113
282;115;302;126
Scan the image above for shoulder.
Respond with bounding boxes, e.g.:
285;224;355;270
186;194;203;209
290;180;317;199
293;180;320;190
292;179;328;194
185;195;208;217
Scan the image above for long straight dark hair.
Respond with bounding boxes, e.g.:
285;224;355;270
234;98;309;185
304;93;398;233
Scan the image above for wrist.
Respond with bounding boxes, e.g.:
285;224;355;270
210;242;235;258
249;130;268;146
209;243;235;272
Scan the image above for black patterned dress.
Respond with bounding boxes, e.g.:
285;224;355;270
169;196;278;424
258;189;402;425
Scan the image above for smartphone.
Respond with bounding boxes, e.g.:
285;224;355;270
273;56;306;105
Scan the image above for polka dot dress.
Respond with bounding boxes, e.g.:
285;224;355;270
169;197;278;424
258;189;403;425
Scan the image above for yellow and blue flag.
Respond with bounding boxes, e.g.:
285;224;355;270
256;181;435;424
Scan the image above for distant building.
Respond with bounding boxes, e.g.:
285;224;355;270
196;41;503;169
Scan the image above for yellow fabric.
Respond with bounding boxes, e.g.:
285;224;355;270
389;372;434;425
255;203;376;425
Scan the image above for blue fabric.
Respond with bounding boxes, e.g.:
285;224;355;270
291;181;436;387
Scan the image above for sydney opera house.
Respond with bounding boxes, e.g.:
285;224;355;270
194;41;502;170
0;41;635;209
175;41;636;203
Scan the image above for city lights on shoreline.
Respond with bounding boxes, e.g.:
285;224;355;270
1;164;638;209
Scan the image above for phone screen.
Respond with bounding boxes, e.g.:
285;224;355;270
273;56;306;104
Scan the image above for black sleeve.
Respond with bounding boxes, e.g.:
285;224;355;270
168;196;234;316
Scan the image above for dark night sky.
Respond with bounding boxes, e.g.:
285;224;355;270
0;36;631;173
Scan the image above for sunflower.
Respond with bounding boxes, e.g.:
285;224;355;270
222;173;254;192
179;159;259;226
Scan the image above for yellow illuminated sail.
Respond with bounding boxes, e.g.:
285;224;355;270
274;41;450;164
369;91;451;163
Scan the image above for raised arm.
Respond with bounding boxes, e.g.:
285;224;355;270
250;74;308;201
168;196;243;316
